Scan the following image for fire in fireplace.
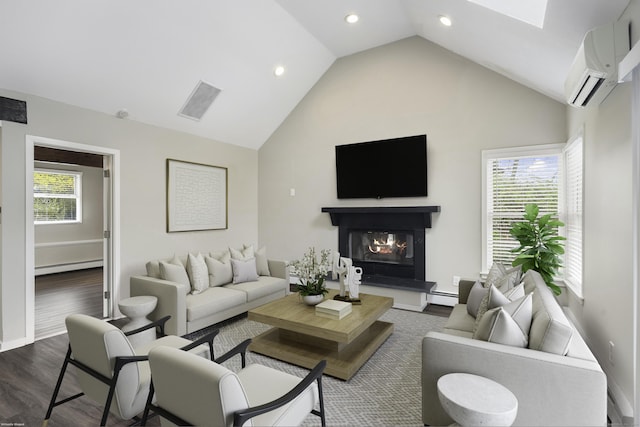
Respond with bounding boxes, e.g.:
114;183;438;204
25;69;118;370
349;231;414;266
321;206;441;284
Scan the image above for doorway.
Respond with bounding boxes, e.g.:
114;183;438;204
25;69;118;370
33;147;107;338
25;136;120;343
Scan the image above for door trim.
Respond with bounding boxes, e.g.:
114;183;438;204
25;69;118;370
25;135;120;343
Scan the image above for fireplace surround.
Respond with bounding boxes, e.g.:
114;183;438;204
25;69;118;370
321;206;440;292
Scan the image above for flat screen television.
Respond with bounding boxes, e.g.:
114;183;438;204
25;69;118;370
335;134;427;199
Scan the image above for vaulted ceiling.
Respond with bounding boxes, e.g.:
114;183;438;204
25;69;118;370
0;0;631;149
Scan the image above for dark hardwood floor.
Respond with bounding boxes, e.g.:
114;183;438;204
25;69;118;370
5;265;153;426
0;267;135;425
424;303;453;317
0;278;451;426
0;332;161;426
35;268;104;339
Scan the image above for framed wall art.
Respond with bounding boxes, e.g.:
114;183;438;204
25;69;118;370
166;159;227;232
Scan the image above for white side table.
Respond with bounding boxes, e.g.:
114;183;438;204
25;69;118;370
118;296;158;347
437;373;518;427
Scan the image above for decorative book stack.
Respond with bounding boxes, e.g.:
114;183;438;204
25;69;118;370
315;299;352;320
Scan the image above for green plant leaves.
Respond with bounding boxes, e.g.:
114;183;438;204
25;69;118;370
524;203;539;221
509;203;565;296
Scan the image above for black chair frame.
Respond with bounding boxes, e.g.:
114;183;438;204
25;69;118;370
141;338;326;427
43;315;219;427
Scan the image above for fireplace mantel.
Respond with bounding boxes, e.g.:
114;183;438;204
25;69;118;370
321;206;440;310
321;206;441;228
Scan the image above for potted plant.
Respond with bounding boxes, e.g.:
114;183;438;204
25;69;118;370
288;247;331;305
509;203;566;296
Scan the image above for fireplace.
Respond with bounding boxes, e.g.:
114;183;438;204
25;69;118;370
349;229;416;279
321;206;440;289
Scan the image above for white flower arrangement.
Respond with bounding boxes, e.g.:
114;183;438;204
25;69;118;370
288;247;332;296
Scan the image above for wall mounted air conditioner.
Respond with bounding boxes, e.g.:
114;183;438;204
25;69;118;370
565;21;629;108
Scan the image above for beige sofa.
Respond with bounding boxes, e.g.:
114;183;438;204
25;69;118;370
130;249;289;336
422;269;607;426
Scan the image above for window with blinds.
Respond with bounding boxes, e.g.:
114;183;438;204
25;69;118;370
484;146;562;270
34;169;82;224
563;136;583;295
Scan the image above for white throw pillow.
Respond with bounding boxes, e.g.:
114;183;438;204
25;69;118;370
159;261;190;288
494;266;522;292
467;281;488;318
186;253;209;295
507;293;533;336
205;251;233;287
474;307;528;347
503;282;525;301
230;257;259;284
146;260;161;278
474;293;533;347
255;246;271;276
230;244;254;260
169;254;186;267
474;284;525;332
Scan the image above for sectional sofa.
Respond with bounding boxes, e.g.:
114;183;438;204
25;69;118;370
130;247;289;336
422;269;607;426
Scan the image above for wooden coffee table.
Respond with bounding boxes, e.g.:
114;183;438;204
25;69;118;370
248;290;393;380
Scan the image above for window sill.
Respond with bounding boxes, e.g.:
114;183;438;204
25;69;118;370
555;279;584;305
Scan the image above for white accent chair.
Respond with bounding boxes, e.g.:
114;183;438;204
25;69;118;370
141;344;327;426
43;314;218;426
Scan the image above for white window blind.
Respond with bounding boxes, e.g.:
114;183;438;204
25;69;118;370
563;136;583;294
484;146;562;270
34;169;82;224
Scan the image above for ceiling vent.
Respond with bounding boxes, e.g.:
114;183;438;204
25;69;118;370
564;21;629;108
178;80;221;121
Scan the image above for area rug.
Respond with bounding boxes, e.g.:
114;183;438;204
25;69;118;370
187;308;448;426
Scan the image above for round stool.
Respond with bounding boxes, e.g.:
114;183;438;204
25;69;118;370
118;296;158;347
437;373;518;426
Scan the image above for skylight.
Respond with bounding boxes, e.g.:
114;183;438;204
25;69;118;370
467;0;548;28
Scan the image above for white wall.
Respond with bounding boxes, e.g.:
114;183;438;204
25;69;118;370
0;125;4;343
258;36;566;294
34;162;103;270
0;89;259;349
565;2;640;419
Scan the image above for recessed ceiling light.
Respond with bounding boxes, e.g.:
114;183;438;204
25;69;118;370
274;66;285;77
345;14;359;24
439;15;452;27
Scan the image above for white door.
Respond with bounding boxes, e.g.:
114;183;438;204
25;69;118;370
103;155;113;317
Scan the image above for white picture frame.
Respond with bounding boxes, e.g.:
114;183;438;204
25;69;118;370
166;159;227;232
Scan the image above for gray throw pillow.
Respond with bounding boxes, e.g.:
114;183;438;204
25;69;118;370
230;257;259;284
467;281;488;318
255;246;271;276
205;251;233;286
484;262;507;288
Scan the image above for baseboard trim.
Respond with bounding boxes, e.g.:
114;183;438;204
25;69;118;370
35;260;103;276
0;337;29;353
427;291;457;307
393;301;428;312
